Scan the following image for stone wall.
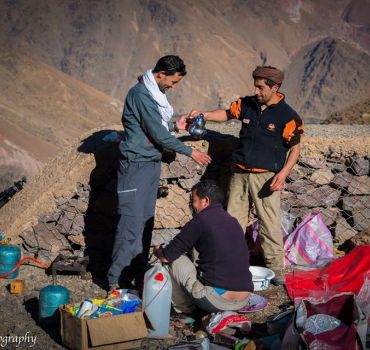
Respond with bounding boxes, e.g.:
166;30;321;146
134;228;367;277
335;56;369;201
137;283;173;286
17;125;370;277
281;156;369;243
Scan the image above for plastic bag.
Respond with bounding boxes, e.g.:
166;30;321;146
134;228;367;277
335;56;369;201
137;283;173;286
205;311;251;334
284;213;334;268
246;211;295;256
286;245;370;301
281;210;296;237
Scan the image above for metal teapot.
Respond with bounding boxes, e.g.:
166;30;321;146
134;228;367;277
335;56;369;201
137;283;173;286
187;113;207;140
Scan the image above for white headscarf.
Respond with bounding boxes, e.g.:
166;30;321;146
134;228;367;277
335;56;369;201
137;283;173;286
142;69;174;130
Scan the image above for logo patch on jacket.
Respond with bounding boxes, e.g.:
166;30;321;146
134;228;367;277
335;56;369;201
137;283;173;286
242;118;250;124
267;123;276;132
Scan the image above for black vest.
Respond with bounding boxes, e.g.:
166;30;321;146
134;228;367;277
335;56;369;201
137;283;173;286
232;96;298;172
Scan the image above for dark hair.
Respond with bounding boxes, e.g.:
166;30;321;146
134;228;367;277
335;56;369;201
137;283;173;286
153;55;187;76
264;78;280;88
191;180;224;205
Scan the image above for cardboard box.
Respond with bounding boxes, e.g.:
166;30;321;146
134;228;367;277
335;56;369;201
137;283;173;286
60;307;149;350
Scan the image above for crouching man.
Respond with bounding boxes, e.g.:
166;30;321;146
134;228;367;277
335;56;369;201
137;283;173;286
153;180;253;314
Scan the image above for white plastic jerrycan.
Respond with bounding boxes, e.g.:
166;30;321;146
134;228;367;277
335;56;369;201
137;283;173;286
143;263;172;338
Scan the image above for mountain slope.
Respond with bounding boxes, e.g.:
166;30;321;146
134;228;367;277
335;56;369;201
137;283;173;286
1;0;369;114
0;0;370;189
0;50;122;188
283;38;370;122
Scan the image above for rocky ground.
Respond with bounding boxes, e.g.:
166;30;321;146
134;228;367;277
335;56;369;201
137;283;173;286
1;234;367;349
0;262;291;350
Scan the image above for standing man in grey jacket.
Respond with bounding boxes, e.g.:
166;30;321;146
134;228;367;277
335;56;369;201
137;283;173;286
107;55;211;291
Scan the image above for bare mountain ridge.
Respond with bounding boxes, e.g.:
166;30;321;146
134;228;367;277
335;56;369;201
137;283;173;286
324;97;370;124
284;38;370;123
1;0;370;188
1;0;369;115
0;50;122;189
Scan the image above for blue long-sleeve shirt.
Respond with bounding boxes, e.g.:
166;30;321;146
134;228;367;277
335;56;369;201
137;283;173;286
119;82;192;161
163;204;254;292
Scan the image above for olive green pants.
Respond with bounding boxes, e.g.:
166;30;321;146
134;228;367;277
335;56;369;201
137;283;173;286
227;170;284;270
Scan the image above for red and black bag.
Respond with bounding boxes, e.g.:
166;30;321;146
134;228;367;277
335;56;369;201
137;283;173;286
282;293;367;350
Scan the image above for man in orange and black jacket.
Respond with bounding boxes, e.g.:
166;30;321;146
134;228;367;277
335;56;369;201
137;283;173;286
190;66;303;285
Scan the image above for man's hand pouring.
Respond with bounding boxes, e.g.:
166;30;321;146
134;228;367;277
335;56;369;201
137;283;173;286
179;109;203;127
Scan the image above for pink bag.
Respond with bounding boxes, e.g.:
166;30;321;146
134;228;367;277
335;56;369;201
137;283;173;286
284;213;334;268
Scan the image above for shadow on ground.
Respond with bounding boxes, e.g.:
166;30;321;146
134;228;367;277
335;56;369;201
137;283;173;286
78;130;121;288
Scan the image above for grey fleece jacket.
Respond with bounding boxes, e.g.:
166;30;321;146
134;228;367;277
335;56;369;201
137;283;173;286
118;82;192;161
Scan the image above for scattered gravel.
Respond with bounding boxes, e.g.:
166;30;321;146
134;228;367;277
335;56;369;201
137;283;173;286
0;262;290;349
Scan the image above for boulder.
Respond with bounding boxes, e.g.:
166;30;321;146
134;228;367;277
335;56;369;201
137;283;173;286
151;229;180;247
348;176;370;195
67;232;85;246
347;157;369;176
69;214;85;235
310;169;334;185
160;141;208;179
33;222;70;252
287;168;302;182
300;157;327;169
20;229;38;249
341;196;368;211
327;161;347;173
312;207;339;227
178;173;202;191
37;250;60;264
57;211;75;234
68;198;89;213
288;207;311;222
334;217;358;244
296;186;341;207
281;191;300;208
38;212;61;223
155;185;192;229
285;179;316;194
331;171;353;188
352;209;370;232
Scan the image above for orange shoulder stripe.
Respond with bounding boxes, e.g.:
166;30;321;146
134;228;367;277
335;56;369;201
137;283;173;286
283;119;296;142
229;98;242;119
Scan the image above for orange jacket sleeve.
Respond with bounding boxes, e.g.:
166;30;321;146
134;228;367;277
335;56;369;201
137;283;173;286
282;115;304;147
228;98;243;119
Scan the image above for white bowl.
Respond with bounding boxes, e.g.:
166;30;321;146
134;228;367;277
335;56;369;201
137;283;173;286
249;266;275;291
